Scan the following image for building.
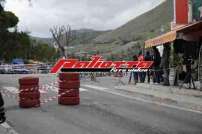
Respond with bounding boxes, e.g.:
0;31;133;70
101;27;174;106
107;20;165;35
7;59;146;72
145;0;202;88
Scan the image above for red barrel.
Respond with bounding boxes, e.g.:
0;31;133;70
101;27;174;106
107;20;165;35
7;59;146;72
58;80;80;89
59;88;79;98
58;73;80;105
19;99;40;108
59;73;80;81
19;77;40;108
58;97;80;105
19;77;39;85
19;91;40;99
19;85;39;92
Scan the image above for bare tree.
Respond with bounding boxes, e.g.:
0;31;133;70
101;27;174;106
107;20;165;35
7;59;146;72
50;25;75;58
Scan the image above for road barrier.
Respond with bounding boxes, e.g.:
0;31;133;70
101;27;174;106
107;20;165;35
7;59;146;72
1;82;78;106
58;73;80;105
18;77;40;108
1;74;81;107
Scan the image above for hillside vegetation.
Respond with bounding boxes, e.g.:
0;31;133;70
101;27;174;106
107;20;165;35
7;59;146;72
34;0;174;61
94;0;173;44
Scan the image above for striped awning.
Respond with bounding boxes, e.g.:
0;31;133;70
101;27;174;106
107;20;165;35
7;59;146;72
145;31;177;48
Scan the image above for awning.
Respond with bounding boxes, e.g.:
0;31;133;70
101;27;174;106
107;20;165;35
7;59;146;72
177;21;202;34
145;21;202;48
145;31;177;48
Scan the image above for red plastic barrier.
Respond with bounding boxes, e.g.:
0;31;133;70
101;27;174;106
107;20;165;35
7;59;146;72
59;73;80;81
19;85;39;92
19;99;40;108
58;73;80;105
58;80;80;89
19;91;40;99
19;77;39;85
58;97;80;105
59;89;79;98
19;77;40;108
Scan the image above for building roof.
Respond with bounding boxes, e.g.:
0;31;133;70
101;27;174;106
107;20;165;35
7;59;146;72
145;21;202;48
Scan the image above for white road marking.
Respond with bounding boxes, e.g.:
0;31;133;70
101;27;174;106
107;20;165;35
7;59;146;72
1;122;19;134
46;85;58;93
4;86;87;95
80;88;88;92
3;87;47;94
39;89;47;94
3;87;18;94
45;84;88;93
82;85;108;90
83;84;202;115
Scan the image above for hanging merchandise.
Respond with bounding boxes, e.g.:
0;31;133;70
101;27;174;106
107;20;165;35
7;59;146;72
192;0;202;21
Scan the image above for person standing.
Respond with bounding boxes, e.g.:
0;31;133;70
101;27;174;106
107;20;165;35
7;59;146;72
138;52;145;83
144;51;153;83
0;92;6;124
152;47;161;84
128;55;138;84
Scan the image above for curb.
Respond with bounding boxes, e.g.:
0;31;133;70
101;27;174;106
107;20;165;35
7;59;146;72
114;86;202;113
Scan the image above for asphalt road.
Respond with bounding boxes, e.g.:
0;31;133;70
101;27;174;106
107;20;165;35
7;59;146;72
0;74;202;134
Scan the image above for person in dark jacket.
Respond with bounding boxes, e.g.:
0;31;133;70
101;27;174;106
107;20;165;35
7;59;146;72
128;55;138;84
0;92;5;124
152;47;161;83
144;51;153;83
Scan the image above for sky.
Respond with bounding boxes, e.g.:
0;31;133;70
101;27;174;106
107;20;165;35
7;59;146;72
5;0;165;38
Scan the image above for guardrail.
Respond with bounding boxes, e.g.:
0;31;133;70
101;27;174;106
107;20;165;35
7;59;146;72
0;64;52;74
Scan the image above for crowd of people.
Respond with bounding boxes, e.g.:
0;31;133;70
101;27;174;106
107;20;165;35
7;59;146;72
128;47;162;85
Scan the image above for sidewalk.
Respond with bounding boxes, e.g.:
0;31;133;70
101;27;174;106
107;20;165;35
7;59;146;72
89;76;202;112
115;83;202;112
116;83;202;101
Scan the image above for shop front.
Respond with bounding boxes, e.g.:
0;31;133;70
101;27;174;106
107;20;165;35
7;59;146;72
145;21;202;89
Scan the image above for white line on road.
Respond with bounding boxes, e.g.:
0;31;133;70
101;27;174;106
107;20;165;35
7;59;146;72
3;86;88;94
1;122;19;134
3;87;18;94
80;88;88;92
45;85;58;93
83;84;202;115
46;85;88;93
82;85;108;90
3;87;47;94
39;89;46;94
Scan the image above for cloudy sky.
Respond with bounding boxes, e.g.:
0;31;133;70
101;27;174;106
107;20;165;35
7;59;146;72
5;0;165;37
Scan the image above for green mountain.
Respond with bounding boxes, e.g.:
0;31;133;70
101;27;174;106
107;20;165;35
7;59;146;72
31;36;53;45
93;0;173;44
33;0;174;60
71;29;107;45
32;29;106;46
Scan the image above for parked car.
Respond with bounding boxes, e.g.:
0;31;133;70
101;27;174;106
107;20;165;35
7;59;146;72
0;66;5;74
11;58;24;65
0;65;13;74
12;65;32;74
37;64;50;74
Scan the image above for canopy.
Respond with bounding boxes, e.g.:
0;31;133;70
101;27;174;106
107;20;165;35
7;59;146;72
145;31;177;48
145;21;202;48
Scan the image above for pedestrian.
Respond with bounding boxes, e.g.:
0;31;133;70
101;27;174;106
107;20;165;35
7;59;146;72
152;47;161;84
0;92;6;124
144;51;153;83
138;51;145;83
128;55;138;84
